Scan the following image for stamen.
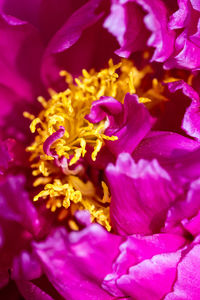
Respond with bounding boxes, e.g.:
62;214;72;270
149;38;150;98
26;58;171;230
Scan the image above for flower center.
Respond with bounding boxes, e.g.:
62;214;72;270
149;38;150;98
25;58;168;231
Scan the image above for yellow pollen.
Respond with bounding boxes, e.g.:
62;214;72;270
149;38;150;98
26;58;170;230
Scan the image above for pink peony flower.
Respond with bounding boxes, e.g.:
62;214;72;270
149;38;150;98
1;1;200;299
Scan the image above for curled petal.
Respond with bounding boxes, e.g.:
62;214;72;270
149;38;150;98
87;93;153;155
86;96;123;124
43;126;65;157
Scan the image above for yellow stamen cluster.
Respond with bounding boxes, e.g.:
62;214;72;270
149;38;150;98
25;59;170;230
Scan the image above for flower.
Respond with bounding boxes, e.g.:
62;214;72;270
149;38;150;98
2;1;200;299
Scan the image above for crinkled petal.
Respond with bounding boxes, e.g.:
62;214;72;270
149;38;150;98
168;0;189;30
106;152;180;235
165;243;200;300
137;0;175;62
33;225;122;299
164;0;200;70
103;233;185;297
165;33;200;70
117;251;181;300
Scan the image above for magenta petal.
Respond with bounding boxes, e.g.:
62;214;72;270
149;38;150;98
167;81;199;103
43;126;65;157
169;147;200;183
117;251;181;300
168;0;189;30
0;15;43;141
87;93;153;155
0;175;42;288
106;153;180;235
167;80;200;140
107;93;153;154
0;0;86;40
165;35;200;70
104;0;149;58
86;96;123;124
0;139;15;174
190;18;200;47
106;153;180;234
74;210;91;227
33;226;121;299
191;0;200;11
103;233;185;297
0;175;40;235
164;178;200;235
0;0;42;26
46;0;102;54
183;101;200;141
165;243;200;300
133;131;199;164
12;250;42;281
0;16;43;101
165;0;200;70
16;280;54;300
137;0;175;62
182;211;200;236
